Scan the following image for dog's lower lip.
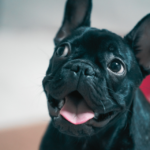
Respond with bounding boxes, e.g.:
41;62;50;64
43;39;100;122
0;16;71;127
86;111;119;127
94;111;116;121
58;99;65;109
53;111;119;128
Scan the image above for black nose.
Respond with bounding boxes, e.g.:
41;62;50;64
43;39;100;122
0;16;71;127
71;63;95;76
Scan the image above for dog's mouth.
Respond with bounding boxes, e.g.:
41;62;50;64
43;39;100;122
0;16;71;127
49;91;119;128
60;91;94;125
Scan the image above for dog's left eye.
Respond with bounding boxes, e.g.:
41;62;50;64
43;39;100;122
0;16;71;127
108;59;124;74
56;45;69;57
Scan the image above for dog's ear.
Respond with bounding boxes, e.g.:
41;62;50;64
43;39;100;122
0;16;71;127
54;0;92;45
125;14;150;77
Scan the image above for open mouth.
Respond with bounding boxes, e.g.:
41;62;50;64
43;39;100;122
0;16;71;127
50;91;119;127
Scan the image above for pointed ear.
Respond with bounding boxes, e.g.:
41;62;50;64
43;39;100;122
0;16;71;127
54;0;92;45
124;14;150;76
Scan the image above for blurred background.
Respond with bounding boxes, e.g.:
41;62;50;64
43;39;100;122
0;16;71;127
0;0;150;149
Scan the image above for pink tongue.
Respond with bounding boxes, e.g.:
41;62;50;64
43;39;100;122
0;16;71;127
60;94;94;125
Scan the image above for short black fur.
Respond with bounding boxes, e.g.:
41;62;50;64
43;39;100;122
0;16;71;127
40;0;150;150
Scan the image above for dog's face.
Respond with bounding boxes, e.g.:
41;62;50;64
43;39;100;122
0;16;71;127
43;0;150;137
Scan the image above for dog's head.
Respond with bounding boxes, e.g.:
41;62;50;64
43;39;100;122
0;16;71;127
43;0;150;137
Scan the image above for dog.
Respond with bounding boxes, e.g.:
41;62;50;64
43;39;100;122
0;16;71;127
40;0;150;149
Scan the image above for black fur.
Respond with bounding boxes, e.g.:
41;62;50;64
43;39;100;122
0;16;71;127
40;0;150;149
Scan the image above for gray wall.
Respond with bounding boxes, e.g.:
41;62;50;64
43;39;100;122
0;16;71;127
0;0;150;33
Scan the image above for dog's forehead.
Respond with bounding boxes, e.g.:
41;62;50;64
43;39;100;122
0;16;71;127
63;27;131;61
65;27;126;56
68;27;124;50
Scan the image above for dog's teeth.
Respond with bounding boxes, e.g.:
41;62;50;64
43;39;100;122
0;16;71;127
58;100;64;109
94;116;98;120
94;113;99;119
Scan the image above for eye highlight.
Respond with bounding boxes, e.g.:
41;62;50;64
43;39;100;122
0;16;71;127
107;59;125;75
56;45;70;57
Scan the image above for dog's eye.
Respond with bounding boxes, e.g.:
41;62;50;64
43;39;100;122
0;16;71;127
56;45;69;57
108;59;124;74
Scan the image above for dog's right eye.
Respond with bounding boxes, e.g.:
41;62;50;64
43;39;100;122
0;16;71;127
56;45;70;57
107;59;125;75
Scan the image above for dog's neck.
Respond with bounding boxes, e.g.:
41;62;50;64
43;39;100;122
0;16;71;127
131;89;150;149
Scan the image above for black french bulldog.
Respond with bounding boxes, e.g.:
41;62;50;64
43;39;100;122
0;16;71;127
40;0;150;149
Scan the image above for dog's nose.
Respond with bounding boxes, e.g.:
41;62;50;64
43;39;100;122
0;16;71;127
71;63;95;76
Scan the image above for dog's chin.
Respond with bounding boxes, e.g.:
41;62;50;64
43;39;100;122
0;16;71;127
51;111;119;137
52;115;96;137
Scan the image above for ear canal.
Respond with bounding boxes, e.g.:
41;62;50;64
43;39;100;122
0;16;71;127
124;14;150;76
54;0;92;45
